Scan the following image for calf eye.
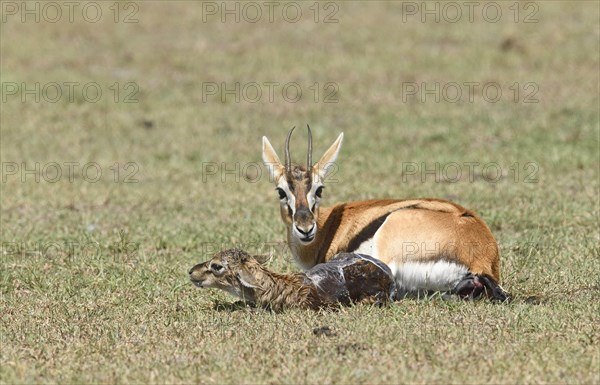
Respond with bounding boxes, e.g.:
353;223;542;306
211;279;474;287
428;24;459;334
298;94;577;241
315;186;324;198
210;263;224;273
276;188;287;200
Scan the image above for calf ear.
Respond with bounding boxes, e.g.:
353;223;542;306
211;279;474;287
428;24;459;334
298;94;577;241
236;268;260;289
253;254;271;265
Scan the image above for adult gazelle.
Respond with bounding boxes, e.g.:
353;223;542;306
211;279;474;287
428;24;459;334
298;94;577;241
262;126;510;301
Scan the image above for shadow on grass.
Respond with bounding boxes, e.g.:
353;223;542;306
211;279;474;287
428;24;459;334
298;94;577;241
212;300;261;312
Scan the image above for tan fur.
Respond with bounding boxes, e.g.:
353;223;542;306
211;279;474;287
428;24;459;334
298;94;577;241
292;199;499;280
263;130;502;287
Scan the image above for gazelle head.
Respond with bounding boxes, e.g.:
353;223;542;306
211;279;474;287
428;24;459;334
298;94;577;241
262;126;343;245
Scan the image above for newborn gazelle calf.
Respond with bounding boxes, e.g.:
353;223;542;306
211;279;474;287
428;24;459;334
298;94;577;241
189;249;396;311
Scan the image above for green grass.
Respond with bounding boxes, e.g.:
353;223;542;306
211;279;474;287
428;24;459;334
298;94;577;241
1;1;599;383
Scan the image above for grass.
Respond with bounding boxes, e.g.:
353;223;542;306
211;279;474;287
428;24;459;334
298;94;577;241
1;1;599;383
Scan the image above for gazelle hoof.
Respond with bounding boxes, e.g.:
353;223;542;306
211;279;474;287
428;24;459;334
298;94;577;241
454;274;485;299
453;274;512;302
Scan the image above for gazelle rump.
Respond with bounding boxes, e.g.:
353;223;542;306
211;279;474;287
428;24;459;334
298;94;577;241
189;249;397;311
262;126;510;301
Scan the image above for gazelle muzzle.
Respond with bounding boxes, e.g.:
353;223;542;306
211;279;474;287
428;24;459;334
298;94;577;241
293;207;317;242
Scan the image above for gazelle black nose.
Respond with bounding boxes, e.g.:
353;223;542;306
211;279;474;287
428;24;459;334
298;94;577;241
188;268;193;275
296;225;314;235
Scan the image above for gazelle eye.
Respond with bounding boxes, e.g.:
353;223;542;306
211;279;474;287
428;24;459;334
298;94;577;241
210;263;224;273
276;188;287;200
315;186;324;198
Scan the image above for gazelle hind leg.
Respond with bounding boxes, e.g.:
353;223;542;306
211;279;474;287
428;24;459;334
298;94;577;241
453;273;511;302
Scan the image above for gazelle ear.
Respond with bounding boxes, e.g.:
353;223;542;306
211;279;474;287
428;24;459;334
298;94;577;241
314;132;343;180
262;136;285;182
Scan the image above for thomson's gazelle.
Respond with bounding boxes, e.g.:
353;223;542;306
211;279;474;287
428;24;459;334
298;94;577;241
262;126;510;301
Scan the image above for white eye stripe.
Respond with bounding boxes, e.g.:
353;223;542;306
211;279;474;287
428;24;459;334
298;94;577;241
307;184;324;208
307;192;317;208
288;194;296;214
277;182;296;214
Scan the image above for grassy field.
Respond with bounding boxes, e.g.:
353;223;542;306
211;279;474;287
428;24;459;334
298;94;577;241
1;1;599;383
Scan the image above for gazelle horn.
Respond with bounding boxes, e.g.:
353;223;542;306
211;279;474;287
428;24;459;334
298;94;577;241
285;126;295;174
307;125;313;171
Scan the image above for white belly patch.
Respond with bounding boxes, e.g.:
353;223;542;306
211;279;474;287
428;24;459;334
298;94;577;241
388;260;468;294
